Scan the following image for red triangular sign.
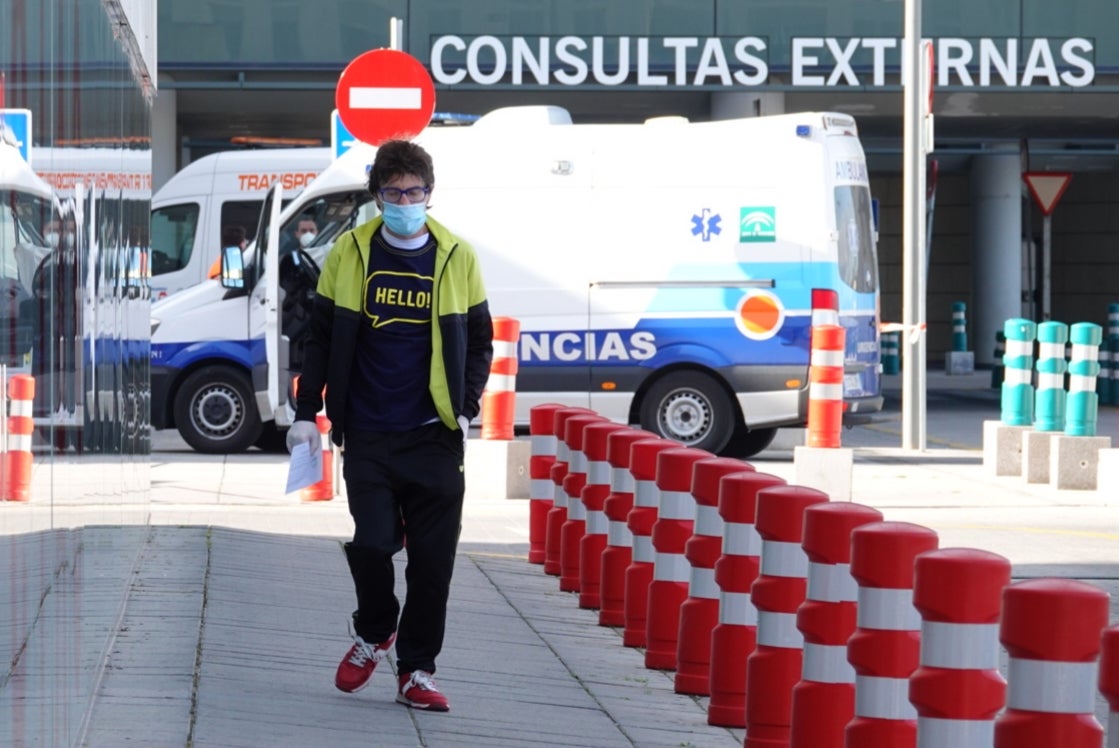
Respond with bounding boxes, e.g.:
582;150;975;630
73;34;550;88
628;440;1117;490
1023;172;1072;216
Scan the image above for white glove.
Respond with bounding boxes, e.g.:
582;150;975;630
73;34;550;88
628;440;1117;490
457;415;470;449
286;420;320;454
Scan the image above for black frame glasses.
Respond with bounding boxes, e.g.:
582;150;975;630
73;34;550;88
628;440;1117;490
378;186;430;204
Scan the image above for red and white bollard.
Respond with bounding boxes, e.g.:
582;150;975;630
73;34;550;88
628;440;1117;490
645;447;712;671
544;407;592;576
3;374;35;502
995;578;1109;748
807;324;846;449
789;502;883;748
527;403;565;564
910;548;1010;748
675;456;753;695
560;413;605;593
623;437;677;648
480;316;519;440
846;521;939;748
1098;626;1119;748
598;428;657;627
578;421;629;609
708;471;786;728
745;485;829;748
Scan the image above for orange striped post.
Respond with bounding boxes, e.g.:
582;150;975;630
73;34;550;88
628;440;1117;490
806;324;845;449
300;412;334;502
482;317;520;440
3;374;35;502
292;375;334;502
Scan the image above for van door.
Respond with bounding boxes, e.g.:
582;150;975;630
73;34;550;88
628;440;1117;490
247;184;283;424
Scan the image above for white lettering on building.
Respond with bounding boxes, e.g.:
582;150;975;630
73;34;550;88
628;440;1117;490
430;35;1095;89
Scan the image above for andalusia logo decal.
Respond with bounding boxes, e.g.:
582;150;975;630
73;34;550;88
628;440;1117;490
739;206;776;243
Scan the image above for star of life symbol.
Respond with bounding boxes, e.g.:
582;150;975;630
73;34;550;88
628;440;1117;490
690;209;721;242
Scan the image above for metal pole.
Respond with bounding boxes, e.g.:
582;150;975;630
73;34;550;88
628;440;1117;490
901;0;927;451
1042;213;1052;321
389;17;404;51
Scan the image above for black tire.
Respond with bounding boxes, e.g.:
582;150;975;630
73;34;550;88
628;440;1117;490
723;427;778;459
173;366;262;454
639;371;737;454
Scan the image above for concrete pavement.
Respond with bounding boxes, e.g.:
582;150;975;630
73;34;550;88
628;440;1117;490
5;371;1119;746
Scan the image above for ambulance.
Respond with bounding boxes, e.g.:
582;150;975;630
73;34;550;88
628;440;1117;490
150;106;883;456
149;148;330;298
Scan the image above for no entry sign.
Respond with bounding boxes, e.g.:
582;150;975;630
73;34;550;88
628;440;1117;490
335;49;436;146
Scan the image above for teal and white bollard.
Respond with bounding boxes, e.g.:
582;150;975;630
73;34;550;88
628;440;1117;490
881;331;900;375
952;301;968;352
1033;322;1068;432
1065;322;1102;437
1100;337;1113;407
1001;318;1037;427
1110;334;1119;406
990;331;1006;389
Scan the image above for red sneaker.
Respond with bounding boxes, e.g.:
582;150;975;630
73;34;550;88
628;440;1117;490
334;633;396;693
396;670;450;712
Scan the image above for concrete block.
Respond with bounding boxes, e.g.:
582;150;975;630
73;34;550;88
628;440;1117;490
982;421;1029;477
1050;435;1112;491
1094;450;1119;505
793;446;853;502
1022;430;1054;484
465;438;531;500
945;351;975;375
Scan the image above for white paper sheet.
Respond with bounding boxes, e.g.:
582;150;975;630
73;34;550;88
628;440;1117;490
285;440;323;493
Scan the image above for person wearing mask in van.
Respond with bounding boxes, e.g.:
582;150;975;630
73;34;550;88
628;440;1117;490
294;217;318;249
287;139;493;713
208;224;247;280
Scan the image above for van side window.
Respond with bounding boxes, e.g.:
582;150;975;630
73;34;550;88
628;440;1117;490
220;200;264;246
834;185;878;294
150;203;200;276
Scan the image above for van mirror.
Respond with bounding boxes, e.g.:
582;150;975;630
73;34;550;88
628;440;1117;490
220;244;245;289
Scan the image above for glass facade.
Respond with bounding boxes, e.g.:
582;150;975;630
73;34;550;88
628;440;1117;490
156;0;1119;73
0;1;153;743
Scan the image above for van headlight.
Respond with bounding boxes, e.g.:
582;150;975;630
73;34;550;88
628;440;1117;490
150;317;161;336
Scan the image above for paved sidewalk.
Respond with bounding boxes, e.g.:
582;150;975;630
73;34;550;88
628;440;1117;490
7;368;1119;746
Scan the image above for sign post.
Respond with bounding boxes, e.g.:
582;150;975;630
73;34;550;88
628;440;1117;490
334;49;436;146
1023;172;1072;322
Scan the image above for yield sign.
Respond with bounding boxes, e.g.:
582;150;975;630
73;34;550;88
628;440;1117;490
335;49;436;146
1023;172;1072;216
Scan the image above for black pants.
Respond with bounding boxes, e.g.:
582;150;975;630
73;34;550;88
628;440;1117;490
342;422;465;674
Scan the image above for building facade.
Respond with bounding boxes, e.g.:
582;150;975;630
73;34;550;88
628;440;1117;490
156;0;1119;362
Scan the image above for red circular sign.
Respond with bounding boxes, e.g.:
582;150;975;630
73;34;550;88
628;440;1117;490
335;49;436;146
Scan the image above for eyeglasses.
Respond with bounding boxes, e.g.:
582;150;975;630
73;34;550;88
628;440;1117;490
377;186;430;204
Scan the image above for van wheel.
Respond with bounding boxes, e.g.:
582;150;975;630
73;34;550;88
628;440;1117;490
639;371;735;454
174;366;262;454
723;427;778;458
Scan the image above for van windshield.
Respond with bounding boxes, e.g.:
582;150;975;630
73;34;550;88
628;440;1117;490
835;184;878;293
276;189;375;266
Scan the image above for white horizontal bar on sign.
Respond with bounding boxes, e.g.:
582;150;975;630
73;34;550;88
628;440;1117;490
349;87;423;109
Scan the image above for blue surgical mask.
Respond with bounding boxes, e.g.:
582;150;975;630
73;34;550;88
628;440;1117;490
381;201;427;237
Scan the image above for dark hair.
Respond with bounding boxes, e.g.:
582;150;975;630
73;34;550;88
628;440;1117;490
367;140;435;196
222;224;246;247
